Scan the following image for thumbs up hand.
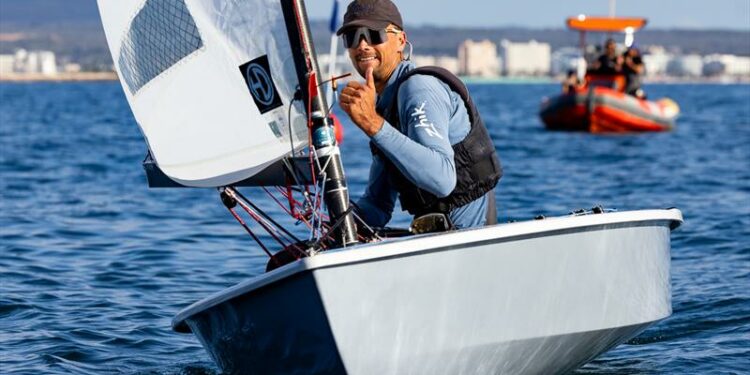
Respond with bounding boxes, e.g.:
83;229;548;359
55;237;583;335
340;67;384;137
365;66;376;90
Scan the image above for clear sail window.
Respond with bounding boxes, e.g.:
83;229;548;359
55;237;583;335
118;0;204;94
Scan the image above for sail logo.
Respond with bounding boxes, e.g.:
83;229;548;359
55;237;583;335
239;55;283;114
248;64;274;105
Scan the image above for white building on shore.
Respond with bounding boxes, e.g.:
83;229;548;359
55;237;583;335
0;55;14;75
702;54;750;77
38;51;58;75
413;55;460;74
458;39;500;77
642;46;673;77
6;49;58;75
667;54;704;77
500;39;551;76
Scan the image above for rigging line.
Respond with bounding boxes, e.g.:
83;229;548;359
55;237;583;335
263;186;316;231
280;162;303;220
309;147;328;217
316;171;328;237
322;73;352;113
228;189;283;236
318;152;334;177
276;171;317;214
226;206;274;258
294;213;315;230
287;92;297;157
278;185;306;194
328;91;337;113
309;169;328;240
263;186;295;217
274;185;319;231
309;183;321;240
314;174;332;240
306;148;321;217
231;188;302;244
310;142;334;172
233;196;306;258
306;139;317;189
310;147;337;211
282;156;310;189
226;189;294;248
308;182;320;240
307;144;317;186
311;205;356;249
310;144;323;171
275;185;301;217
247;186;309;242
349;209;382;241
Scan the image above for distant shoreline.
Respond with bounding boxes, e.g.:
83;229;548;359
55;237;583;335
461;76;750;85
461;75;750;85
0;71;118;82
1;71;747;85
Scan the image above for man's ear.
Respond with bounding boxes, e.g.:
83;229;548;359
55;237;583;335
398;31;407;52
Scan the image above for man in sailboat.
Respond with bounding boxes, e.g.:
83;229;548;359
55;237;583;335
337;0;501;232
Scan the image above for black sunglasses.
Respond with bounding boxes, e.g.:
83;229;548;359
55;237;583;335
342;27;399;48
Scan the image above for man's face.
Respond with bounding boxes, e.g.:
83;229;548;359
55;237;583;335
605;41;616;56
346;25;405;84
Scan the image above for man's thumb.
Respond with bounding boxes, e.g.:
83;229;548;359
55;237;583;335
366;67;375;89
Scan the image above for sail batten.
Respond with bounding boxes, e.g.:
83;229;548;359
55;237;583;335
98;0;309;187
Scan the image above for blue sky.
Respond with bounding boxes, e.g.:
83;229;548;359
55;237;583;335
305;0;750;30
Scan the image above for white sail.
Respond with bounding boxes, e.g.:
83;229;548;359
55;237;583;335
98;0;309;187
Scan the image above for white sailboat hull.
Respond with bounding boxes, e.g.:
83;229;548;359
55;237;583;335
173;209;682;374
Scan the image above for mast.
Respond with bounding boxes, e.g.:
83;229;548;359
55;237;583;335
281;0;358;247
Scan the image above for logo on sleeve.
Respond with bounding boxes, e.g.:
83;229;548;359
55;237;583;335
239;55;283;114
411;102;443;139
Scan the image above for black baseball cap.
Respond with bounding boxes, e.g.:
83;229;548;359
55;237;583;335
336;0;404;35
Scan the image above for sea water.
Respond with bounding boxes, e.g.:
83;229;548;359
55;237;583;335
1;82;748;374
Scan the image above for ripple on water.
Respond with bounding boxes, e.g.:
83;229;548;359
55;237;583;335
0;299;36;319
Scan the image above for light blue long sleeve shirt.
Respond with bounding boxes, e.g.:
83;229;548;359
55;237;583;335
356;61;488;229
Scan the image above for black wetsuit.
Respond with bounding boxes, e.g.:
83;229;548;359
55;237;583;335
596;54;620;75
623;55;644;96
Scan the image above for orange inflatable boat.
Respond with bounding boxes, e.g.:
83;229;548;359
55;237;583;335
540;16;680;133
540;74;680;132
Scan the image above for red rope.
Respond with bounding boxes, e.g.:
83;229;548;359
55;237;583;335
227;207;273;258
264;186;294;216
234;196;290;247
264;186;316;230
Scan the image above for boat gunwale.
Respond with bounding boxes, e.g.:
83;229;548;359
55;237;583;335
172;208;683;332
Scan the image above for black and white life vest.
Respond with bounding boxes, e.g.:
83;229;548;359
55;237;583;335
370;66;502;219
